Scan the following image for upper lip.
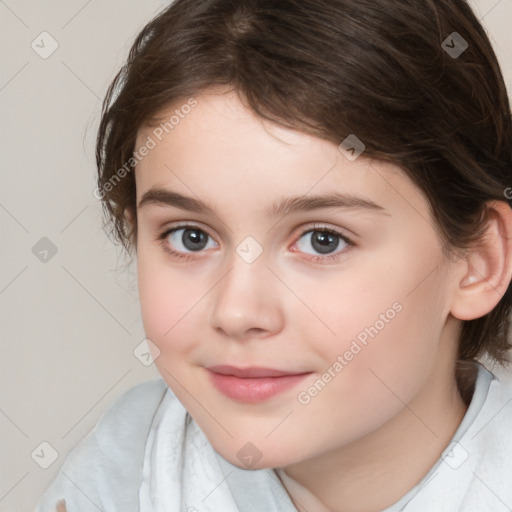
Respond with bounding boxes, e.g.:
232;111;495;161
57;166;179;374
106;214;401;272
207;365;311;378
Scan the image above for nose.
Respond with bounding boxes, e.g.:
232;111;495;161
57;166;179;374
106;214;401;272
209;249;285;341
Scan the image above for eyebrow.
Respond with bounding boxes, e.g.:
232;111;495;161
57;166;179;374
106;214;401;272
138;187;390;217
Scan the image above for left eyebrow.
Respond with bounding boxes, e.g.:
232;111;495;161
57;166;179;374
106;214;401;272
270;192;390;218
138;187;390;217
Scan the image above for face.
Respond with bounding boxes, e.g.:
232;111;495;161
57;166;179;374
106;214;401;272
134;89;462;470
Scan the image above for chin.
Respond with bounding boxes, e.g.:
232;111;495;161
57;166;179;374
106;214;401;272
214;440;297;471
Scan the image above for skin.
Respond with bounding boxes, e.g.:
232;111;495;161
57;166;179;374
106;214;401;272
132;88;512;512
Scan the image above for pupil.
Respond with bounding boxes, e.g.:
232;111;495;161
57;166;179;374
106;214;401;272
312;231;339;254
183;229;207;251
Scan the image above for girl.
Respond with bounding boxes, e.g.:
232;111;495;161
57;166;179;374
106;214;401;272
36;0;512;510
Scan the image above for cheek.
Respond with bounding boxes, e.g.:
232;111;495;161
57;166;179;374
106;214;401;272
290;299;441;450
137;251;199;354
307;245;446;394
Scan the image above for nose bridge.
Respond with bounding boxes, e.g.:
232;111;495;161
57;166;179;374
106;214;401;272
221;233;270;293
209;240;283;338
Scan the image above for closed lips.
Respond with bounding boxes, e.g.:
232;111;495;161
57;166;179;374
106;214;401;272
207;365;311;378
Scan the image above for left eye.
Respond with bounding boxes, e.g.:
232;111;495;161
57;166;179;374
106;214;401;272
295;229;350;256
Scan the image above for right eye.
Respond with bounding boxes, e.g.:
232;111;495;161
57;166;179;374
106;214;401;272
158;225;218;260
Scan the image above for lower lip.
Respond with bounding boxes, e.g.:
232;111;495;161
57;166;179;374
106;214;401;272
207;370;312;403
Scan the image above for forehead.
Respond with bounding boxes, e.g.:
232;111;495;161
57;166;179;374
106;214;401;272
136;89;333;159
133;90;429;223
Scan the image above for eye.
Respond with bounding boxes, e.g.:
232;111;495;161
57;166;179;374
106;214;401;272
157;223;354;263
158;225;217;259
292;225;354;262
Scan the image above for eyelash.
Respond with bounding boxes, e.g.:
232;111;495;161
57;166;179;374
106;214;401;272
156;223;355;264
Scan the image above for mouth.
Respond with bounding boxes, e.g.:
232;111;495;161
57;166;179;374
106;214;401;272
206;365;313;403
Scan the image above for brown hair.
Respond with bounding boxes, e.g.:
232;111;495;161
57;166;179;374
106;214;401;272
96;0;512;371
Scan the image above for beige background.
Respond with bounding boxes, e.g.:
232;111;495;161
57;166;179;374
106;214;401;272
1;1;511;511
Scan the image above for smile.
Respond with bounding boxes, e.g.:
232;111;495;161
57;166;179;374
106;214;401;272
206;366;313;403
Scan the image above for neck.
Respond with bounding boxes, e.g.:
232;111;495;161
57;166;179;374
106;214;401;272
281;348;470;512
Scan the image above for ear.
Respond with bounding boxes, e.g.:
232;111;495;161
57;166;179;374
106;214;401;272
124;208;135;228
123;207;138;253
450;200;512;321
123;208;135;224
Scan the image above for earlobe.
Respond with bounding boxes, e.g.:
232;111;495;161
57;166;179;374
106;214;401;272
451;200;512;321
